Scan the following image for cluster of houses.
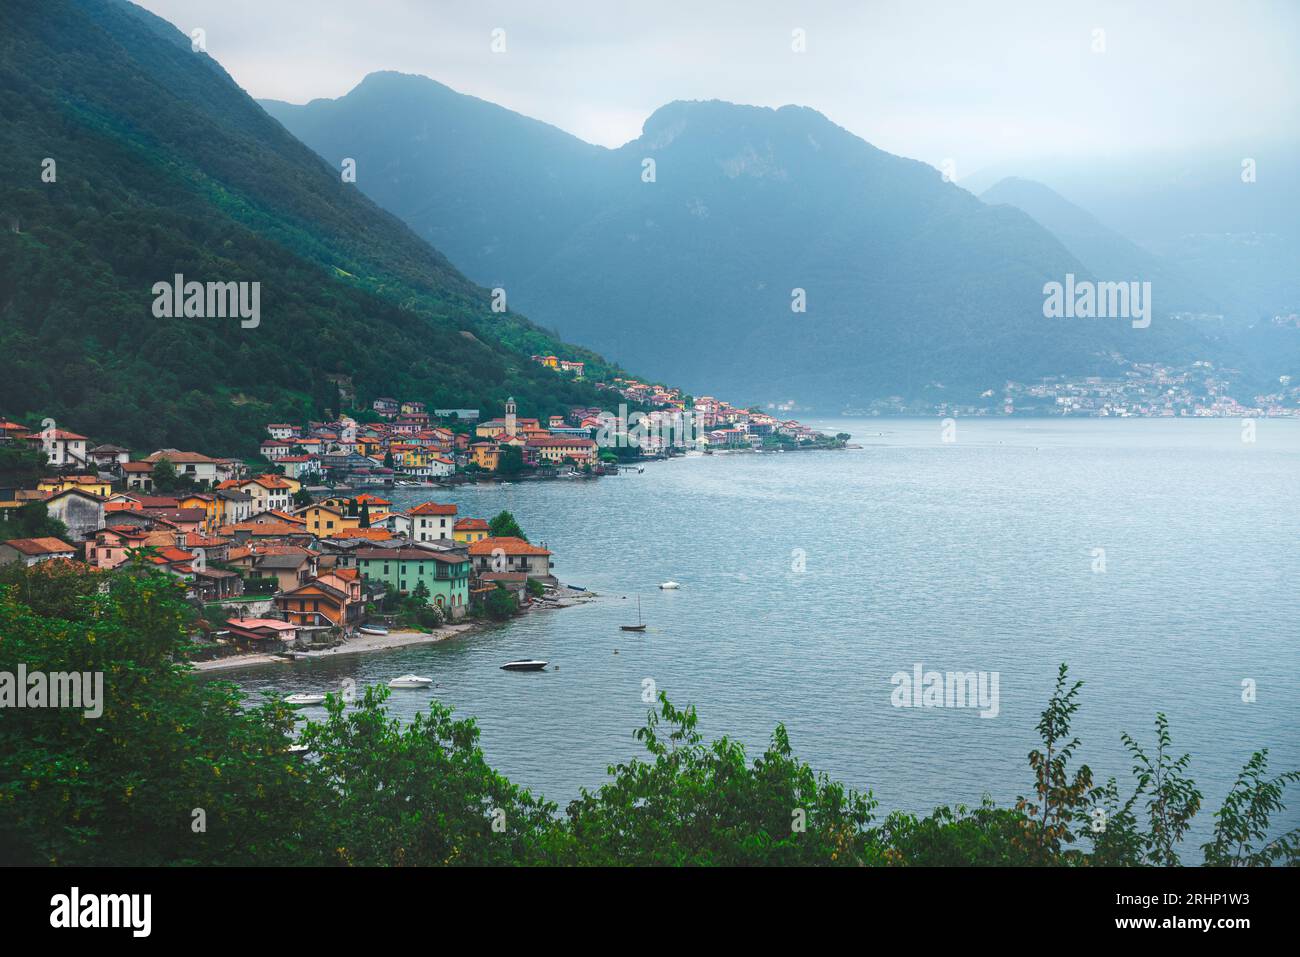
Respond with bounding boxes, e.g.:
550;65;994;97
0;416;560;651
529;354;586;378
592;379;829;448
255;397;604;480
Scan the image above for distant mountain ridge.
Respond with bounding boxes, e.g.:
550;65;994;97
265;72;1230;409
979;177;1218;317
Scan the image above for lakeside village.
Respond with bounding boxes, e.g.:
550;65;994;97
856;355;1300;418
0;369;838;663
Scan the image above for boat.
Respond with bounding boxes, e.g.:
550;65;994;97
359;625;389;636
387;674;434;689
620;596;647;632
659;581;680;590
500;660;548;671
284;693;326;707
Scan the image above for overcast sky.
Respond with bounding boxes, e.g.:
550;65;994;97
135;0;1299;176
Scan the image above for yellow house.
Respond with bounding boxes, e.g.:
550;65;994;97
37;476;111;498
177;492;221;533
453;518;490;544
320;493;392;511
389;444;431;469
470;442;500;471
298;504;361;537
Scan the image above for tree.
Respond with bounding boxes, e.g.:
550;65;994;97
1013;664;1093;863
1202;752;1300;866
488;510;527;541
151;457;177;489
149;457;193;493
1;501;68;540
557;694;878;865
496;444;524;476
0;563;315;865
359;502;371;528
0;446;46;488
483;583;517;620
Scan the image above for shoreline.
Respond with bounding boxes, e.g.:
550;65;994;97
191;591;597;673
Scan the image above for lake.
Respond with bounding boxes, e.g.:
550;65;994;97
215;417;1300;847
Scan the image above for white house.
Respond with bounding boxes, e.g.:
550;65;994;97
407;501;456;542
145;450;221;486
30;429;88;468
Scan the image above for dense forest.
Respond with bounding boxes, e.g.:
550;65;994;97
0;0;622;456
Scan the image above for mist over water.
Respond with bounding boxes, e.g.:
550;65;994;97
220;418;1300;846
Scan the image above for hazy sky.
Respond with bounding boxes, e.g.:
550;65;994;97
136;0;1299;176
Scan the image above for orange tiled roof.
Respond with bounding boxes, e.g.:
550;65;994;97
330;528;392;541
467;536;551;557
2;537;75;555
408;501;456;516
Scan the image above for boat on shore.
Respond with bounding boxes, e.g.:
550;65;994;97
500;660;548;671
359;625;389;636
387;674;433;689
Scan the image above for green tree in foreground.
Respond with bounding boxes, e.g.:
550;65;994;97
558;696;878;865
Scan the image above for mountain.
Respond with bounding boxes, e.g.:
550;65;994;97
0;1;619;456
979;177;1217;317
265;73;1226;409
964;151;1300;327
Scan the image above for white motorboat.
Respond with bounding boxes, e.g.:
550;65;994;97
500;660;548;672
284;693;326;707
387;674;434;689
659;581;680;590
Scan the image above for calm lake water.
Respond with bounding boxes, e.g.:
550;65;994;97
216;418;1299;846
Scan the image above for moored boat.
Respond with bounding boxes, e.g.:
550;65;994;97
620;596;647;631
284;693;326;707
500;660;548;671
387;674;433;689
